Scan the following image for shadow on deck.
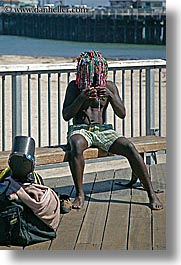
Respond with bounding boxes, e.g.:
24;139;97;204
0;163;166;250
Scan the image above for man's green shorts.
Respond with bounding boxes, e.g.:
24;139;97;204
67;124;121;152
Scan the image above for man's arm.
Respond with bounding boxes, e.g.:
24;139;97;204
62;81;98;121
98;81;126;119
62;81;84;121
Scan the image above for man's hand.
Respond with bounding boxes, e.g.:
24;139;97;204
97;87;113;99
80;87;97;100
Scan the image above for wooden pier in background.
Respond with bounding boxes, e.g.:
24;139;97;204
0;13;166;45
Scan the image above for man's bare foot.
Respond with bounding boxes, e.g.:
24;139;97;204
149;196;163;210
72;195;84;209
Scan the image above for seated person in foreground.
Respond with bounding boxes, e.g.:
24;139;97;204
62;50;163;210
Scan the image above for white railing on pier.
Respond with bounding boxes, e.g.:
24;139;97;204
0;59;166;151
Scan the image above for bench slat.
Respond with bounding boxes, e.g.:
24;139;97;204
129;136;166;153
0;136;166;171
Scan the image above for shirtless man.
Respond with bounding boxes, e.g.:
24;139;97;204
62;51;163;210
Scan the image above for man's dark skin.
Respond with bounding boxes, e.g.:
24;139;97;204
62;79;163;210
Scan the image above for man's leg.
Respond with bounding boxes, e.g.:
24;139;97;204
68;134;88;209
109;137;163;210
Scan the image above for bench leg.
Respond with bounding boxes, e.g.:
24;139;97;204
146;151;157;165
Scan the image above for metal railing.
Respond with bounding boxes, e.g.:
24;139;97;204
0;59;166;151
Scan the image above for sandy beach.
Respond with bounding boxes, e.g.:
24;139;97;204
0;54;121;65
0;54;74;65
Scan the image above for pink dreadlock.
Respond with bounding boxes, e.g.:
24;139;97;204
75;51;108;90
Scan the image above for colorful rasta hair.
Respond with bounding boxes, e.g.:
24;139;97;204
75;51;108;90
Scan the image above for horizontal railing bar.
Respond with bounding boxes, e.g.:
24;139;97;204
0;65;166;76
0;70;77;76
0;60;166;75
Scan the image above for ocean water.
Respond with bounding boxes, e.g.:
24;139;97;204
0;35;166;60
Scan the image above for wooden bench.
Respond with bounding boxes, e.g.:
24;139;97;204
0;136;166;170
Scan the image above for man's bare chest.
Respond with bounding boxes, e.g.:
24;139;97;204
81;98;107;110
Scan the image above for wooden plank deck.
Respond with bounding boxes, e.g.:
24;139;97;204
0;163;166;250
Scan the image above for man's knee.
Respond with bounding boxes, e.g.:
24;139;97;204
69;135;88;156
126;141;136;153
125;140;141;160
112;137;138;157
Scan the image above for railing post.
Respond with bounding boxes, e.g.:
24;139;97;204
1;75;5;151
12;74;22;141
146;68;155;135
145;69;158;165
